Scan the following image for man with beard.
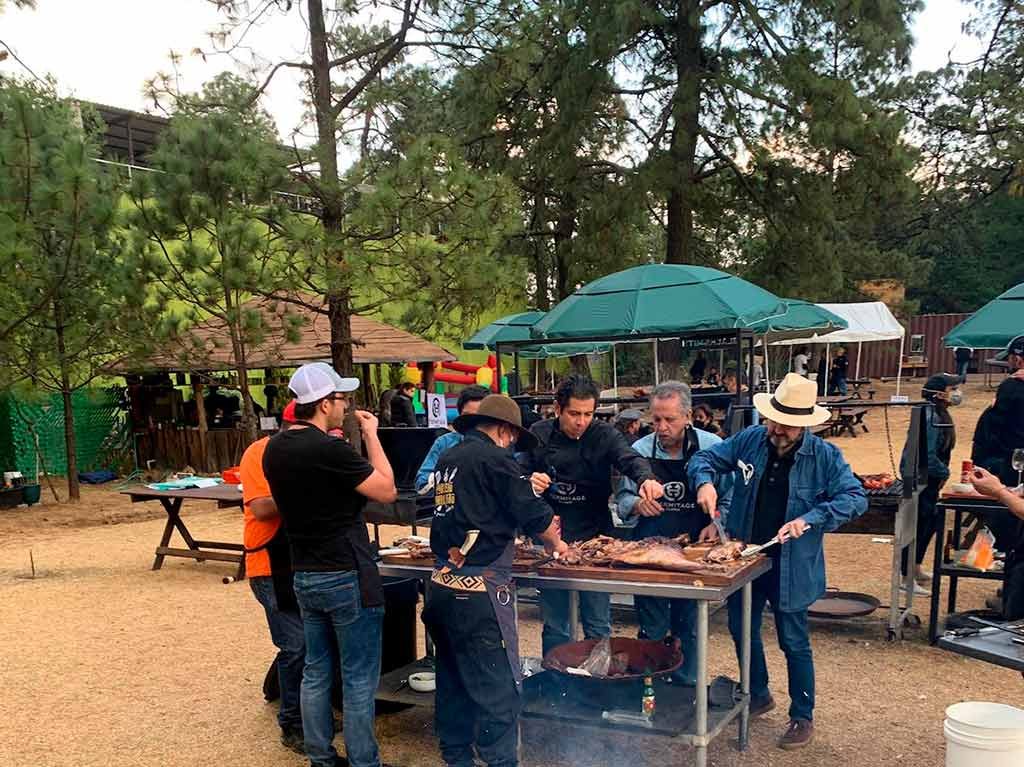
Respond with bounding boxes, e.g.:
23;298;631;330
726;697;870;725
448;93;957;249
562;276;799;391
688;373;866;750
520;374;663;655
263;363;398;767
615;381;728;686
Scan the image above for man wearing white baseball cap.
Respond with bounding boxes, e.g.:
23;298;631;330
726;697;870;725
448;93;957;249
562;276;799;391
687;373;867;750
263;362;398;767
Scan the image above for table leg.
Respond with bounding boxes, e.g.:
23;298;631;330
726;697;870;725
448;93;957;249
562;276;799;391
739;582;751;751
695;600;709;767
152;498;183;571
568;590;580;641
948;510;962;616
929;504;946;643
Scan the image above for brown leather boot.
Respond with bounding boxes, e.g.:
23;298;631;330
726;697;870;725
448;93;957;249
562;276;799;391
778;719;814;749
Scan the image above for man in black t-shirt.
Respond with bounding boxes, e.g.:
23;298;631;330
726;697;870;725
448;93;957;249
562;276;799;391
263;362;398;767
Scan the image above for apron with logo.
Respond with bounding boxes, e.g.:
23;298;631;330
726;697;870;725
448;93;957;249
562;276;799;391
634;429;706;541
431;540;523;688
540;438;610;543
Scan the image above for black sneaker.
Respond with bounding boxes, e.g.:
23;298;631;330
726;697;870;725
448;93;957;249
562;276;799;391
279;726;304;755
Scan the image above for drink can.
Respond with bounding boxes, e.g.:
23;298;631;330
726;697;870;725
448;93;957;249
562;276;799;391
960;460;973;484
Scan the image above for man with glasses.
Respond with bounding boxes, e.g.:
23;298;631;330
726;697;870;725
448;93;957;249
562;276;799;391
264;363;398;767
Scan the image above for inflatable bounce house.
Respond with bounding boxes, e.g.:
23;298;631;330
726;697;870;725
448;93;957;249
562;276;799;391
403;356;506;421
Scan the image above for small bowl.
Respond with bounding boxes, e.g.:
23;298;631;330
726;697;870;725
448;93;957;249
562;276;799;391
408;672;436;693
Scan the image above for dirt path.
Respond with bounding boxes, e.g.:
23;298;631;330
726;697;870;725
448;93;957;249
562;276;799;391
0;379;1019;766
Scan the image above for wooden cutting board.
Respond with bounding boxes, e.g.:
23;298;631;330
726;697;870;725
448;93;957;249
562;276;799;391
536;552;765;587
380;552;539;572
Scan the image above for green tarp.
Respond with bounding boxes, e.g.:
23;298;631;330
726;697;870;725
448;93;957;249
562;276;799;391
944;283;1024;349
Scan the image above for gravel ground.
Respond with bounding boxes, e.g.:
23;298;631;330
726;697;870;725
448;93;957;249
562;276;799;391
0;380;1020;767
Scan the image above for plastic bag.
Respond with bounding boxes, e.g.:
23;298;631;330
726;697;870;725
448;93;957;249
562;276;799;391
580;637;613;677
959;527;996;571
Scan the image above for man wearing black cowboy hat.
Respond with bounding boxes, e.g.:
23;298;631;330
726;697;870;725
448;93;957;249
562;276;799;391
422;394;567;767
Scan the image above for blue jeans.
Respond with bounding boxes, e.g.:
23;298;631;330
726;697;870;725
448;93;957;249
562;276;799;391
829;376;847;396
957;360;969;383
539;589;611;656
727;566;815;722
294;570;384;767
635;596;697;685
250;576;305;732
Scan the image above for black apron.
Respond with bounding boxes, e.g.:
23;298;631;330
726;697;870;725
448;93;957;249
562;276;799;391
434;540;522;688
246;525;299;613
540;440;610;542
634;429;706;541
346;520;386;609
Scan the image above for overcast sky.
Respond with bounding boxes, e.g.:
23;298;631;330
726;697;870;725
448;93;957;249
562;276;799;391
0;0;983;144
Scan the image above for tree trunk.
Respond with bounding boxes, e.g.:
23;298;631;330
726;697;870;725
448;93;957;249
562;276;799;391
530;192;550;389
308;0;357;377
192;376;209;472
222;289;259;445
53;297;79;502
664;0;704;265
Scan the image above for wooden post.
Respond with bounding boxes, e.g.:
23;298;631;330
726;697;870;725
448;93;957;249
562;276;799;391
419;361;435;393
192;374;209;473
360;363;373;408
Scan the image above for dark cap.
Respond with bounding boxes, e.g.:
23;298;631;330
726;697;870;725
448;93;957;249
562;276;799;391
616;408;644;423
452;394;537;450
995;335;1024;361
922;373;959;396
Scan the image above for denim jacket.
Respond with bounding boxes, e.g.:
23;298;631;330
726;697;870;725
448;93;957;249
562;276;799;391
687;425;867;612
415;431;463;491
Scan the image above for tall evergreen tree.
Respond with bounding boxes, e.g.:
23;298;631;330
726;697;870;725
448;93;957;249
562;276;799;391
0;82;147;500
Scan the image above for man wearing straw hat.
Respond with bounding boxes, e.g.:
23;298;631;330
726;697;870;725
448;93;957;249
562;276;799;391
422;394;567;767
688;373;867;750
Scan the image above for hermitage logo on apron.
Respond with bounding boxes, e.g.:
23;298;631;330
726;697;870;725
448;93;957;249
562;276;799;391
662;481;686;503
551;481;586;504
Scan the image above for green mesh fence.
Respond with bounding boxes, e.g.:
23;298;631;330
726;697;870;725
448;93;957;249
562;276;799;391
0;388;130;478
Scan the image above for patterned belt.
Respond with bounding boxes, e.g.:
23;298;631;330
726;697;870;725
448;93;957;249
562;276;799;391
431;569;487;593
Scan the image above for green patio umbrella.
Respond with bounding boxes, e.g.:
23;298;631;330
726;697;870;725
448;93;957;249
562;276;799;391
944;282;1024;349
530;264;788;340
748;299;848;338
463;311;546;349
464;311;610;358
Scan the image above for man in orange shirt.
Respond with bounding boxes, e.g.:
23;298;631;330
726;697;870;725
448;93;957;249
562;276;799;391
240;401;306;754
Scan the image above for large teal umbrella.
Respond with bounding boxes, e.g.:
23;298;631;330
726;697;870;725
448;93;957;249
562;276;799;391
464;311;546;349
944;283;1024;349
748;299;848;338
464;311;610;358
530;264;788;340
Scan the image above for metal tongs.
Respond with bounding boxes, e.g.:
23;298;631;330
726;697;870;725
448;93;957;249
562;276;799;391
740;536;779;558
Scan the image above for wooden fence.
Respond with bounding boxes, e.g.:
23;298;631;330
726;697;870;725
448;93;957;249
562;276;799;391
135;426;252;473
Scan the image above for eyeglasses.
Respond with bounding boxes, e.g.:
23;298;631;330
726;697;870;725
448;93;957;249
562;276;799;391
327;394;349;403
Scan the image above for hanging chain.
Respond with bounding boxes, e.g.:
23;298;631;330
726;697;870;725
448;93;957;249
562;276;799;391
883;404;898;476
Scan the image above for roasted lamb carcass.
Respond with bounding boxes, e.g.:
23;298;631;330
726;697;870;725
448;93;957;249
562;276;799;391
392;537;433;559
704;541;745;564
514;537;545;561
556;534;705;572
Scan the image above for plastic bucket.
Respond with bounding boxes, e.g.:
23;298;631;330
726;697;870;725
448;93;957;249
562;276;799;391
945;701;1024;767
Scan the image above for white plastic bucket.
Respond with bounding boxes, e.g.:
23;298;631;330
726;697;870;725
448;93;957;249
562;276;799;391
945;701;1024;767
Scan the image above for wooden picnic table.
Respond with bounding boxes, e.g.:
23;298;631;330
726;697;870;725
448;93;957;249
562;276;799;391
830;403;870;438
121;484;246;580
847;378;874;399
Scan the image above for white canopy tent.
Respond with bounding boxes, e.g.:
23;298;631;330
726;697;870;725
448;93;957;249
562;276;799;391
771;302;907;395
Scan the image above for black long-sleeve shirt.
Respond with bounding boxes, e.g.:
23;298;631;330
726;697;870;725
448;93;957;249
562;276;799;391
519;417;655;542
430;430;554;566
